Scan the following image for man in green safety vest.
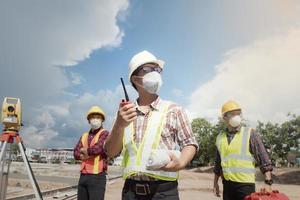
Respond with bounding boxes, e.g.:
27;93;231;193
105;50;198;200
213;100;273;200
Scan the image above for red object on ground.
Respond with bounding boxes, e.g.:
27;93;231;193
244;190;289;200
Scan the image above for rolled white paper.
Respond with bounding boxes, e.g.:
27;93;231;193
146;149;181;170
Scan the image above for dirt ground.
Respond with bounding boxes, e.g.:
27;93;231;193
105;167;300;200
6;163;300;200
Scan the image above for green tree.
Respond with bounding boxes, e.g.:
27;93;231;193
257;114;300;166
191;118;226;166
191;114;299;167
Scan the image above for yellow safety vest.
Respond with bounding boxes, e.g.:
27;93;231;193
80;129;105;174
122;101;179;181
216;126;255;183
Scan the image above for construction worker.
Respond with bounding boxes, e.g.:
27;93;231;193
73;106;109;200
105;50;198;200
213;100;273;200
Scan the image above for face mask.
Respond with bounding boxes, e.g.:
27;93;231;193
90;118;102;130
142;71;163;94
229;115;242;127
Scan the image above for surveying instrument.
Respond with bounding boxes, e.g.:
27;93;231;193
0;97;42;200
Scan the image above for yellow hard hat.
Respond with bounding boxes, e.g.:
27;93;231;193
221;100;241;116
86;106;105;121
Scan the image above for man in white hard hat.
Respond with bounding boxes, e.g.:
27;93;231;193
74;106;109;200
213;100;273;200
105;50;198;200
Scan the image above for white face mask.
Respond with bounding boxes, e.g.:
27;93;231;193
90;118;102;130
142;71;163;94
229;115;242;127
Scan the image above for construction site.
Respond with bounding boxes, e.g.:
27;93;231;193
3;162;300;200
0;89;300;200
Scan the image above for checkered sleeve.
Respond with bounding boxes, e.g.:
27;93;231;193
250;129;273;173
73;137;82;160
175;106;199;150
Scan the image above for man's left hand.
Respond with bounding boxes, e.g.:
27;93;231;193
80;148;88;156
160;152;184;172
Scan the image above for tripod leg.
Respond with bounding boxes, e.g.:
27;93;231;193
0;142;8;200
18;142;43;200
0;141;7;163
0;143;11;200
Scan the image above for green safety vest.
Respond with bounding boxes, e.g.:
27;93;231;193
216;126;255;183
122;101;178;181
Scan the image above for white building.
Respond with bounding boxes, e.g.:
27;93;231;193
36;148;73;163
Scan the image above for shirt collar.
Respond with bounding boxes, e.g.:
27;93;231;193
134;96;161;114
89;127;102;135
150;96;161;111
226;126;241;135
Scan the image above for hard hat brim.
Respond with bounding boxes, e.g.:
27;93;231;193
87;112;105;121
222;108;242;116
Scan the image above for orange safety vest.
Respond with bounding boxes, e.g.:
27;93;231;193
80;129;105;174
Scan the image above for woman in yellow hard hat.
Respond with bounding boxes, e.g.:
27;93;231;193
213;100;273;200
73;106;109;200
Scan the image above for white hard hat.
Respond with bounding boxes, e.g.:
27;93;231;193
128;50;165;81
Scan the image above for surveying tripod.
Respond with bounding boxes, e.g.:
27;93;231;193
0;130;43;200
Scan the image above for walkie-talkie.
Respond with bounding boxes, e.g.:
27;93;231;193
120;78;129;101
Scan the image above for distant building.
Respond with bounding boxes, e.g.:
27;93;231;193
25;147;36;161
21;148;73;163
36;148;73;163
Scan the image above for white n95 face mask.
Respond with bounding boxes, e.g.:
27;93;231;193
142;71;163;94
229;115;242;127
90;118;102;130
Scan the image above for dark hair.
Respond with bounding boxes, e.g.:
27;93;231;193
130;67;141;90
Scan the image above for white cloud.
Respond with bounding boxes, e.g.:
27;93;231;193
217;0;300;43
23;84;138;148
188;28;300;124
70;72;84;85
34;111;55;129
0;0;129;147
22;126;59;149
22;111;58;148
172;88;183;98
0;0;129;108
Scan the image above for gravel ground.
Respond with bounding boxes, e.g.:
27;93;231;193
5;162;300;200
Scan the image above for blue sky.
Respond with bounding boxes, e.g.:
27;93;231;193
1;0;300;148
68;0;216;104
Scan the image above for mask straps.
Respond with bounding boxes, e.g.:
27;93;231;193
131;75;144;89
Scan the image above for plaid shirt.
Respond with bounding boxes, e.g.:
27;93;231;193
127;97;198;181
214;127;273;176
73;128;109;173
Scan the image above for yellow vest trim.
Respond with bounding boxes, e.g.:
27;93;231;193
81;130;103;174
216;127;255;183
122;101;179;181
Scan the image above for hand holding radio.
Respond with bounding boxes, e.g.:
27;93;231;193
117;78;137;129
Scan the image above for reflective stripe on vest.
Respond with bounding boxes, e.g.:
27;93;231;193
122;101;178;181
216;126;255;183
80;129;104;174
